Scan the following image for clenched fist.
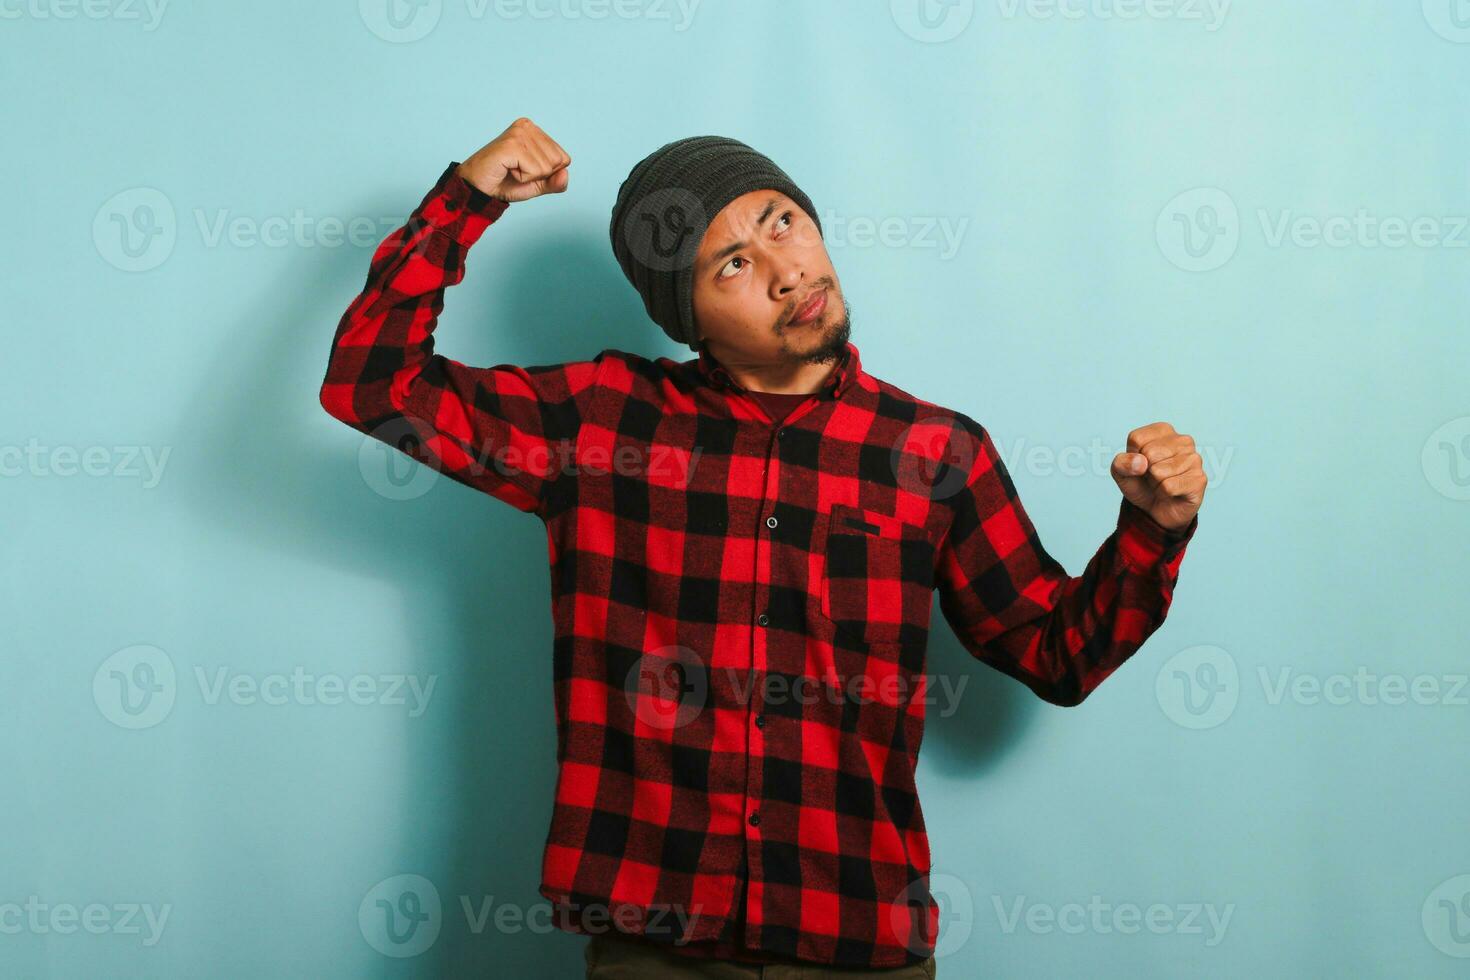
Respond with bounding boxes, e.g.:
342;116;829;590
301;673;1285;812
1111;421;1206;532
458;117;571;204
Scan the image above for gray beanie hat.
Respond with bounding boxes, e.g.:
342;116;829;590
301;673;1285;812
609;136;822;351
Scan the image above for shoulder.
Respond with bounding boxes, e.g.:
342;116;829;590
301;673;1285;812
863;369;988;445
858;369;1001;500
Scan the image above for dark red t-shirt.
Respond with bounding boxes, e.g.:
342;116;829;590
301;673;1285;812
746;389;815;425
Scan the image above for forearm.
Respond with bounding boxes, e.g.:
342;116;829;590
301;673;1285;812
972;499;1194;706
936;427;1198;707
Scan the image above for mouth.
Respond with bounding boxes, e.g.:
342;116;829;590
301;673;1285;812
789;288;828;326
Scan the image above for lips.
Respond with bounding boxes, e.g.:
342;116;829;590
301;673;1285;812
790;288;827;325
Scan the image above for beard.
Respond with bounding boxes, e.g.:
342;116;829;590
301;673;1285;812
779;295;852;366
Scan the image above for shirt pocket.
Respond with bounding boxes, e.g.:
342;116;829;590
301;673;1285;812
820;504;935;648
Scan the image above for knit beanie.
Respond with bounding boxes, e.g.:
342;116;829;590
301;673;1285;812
609;136;823;351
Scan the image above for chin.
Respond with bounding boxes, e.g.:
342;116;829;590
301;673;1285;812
793;310;851;364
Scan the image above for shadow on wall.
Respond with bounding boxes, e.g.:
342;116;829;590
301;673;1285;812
179;183;1039;976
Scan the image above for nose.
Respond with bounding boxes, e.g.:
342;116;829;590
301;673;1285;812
769;258;805;303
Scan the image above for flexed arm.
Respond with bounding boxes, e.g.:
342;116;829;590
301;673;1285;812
319;118;603;514
935;422;1203;707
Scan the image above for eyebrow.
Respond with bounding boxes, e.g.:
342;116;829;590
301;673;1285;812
703;197;782;273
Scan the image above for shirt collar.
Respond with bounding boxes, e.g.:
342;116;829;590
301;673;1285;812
696;341;862;400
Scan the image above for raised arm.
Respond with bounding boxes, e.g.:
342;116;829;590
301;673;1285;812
318;118;602;515
934;422;1202;707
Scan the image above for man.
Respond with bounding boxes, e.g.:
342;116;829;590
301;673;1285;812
319;117;1204;978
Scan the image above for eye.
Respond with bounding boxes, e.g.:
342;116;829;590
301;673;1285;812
716;213;797;280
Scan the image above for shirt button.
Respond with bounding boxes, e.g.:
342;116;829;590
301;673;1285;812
749;811;761;827
776;428;786;439
754;714;766;729
757;613;770;627
765;516;778;529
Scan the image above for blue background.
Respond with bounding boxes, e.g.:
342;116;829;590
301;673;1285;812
5;0;1469;976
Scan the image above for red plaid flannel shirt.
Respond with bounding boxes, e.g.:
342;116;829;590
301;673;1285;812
319;162;1198;969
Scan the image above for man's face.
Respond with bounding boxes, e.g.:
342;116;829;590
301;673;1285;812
690;189;849;365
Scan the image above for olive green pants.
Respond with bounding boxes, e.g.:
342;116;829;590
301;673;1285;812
583;930;938;979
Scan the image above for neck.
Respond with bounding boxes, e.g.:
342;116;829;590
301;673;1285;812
705;344;844;395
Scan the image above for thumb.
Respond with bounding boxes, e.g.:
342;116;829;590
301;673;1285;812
1111;452;1152;504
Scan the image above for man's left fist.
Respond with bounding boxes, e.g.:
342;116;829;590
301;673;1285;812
1110;421;1206;532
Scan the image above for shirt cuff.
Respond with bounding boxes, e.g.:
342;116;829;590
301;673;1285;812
1115;497;1197;575
414;161;510;248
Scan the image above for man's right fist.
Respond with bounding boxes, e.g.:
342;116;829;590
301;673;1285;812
458;117;571;204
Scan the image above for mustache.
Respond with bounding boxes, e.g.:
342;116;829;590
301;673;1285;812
778;278;834;330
